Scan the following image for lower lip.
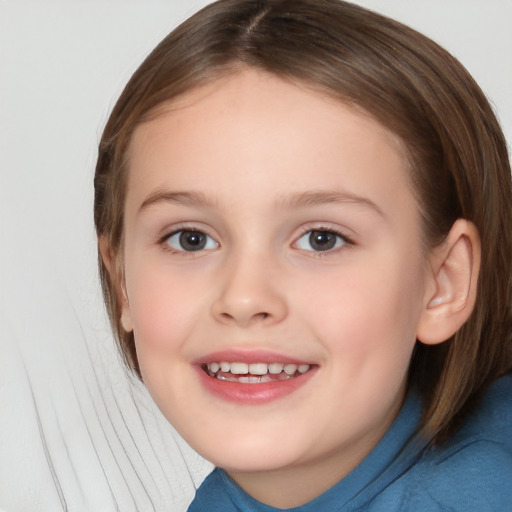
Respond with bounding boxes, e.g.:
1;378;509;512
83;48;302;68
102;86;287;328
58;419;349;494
195;366;317;404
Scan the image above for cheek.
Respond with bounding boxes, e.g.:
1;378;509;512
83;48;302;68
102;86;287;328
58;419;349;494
125;263;208;403
299;254;425;363
125;259;207;355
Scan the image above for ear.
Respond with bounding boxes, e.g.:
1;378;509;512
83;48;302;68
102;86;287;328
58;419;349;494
98;236;134;333
416;219;480;345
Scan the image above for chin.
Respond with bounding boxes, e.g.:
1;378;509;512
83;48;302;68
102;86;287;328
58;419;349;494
195;434;312;474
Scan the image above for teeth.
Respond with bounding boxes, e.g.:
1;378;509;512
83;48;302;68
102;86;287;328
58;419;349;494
230;362;249;374
249;363;268;375
268;363;284;374
284;364;298;375
206;361;311;379
239;376;263;384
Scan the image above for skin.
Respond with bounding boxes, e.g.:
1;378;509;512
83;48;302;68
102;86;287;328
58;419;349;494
118;69;441;507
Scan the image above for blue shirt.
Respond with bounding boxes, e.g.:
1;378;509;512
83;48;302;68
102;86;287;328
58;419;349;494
188;375;512;511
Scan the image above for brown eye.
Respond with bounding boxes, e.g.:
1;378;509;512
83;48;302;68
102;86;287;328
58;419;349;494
166;230;218;252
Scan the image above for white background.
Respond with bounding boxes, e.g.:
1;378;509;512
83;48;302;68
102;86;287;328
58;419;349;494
1;1;511;511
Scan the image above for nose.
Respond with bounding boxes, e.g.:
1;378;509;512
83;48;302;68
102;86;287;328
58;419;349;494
211;250;288;327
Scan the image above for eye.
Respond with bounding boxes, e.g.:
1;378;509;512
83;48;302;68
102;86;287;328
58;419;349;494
295;229;347;252
165;230;218;252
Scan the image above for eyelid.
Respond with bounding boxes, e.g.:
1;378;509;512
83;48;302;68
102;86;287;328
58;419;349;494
167;231;218;251
158;223;220;253
292;225;355;253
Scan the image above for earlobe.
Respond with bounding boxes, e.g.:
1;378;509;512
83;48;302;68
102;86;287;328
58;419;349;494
417;219;481;345
98;236;134;333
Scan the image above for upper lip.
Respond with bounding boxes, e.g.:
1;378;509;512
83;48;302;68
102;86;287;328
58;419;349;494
192;349;314;366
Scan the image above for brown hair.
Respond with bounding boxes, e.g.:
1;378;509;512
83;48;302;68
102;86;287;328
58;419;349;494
94;0;512;442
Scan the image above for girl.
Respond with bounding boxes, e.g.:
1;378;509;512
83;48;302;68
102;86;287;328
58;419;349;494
94;0;512;509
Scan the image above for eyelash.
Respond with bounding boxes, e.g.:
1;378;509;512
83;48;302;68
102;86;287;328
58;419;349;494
157;226;354;255
293;226;354;255
158;226;218;255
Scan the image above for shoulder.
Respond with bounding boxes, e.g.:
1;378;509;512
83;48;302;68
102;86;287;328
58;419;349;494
405;375;512;511
457;374;512;440
408;439;512;510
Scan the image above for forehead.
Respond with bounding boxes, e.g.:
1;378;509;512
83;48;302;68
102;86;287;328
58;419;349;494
126;69;414;216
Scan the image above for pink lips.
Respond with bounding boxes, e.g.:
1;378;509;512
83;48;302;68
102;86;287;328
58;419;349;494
193;350;316;404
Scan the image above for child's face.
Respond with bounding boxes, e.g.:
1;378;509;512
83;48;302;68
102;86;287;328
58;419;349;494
121;69;432;492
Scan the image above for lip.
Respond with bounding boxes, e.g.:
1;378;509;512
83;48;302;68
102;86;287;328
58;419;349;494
193;349;311;366
193;349;317;405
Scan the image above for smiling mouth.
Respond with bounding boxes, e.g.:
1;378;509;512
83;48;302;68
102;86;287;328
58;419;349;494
203;361;312;383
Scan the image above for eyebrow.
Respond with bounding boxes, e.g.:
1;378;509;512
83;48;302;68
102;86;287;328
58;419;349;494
276;190;385;217
138;188;385;217
138;190;216;213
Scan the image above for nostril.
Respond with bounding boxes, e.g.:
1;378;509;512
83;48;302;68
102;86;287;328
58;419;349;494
251;312;271;322
218;310;271;325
